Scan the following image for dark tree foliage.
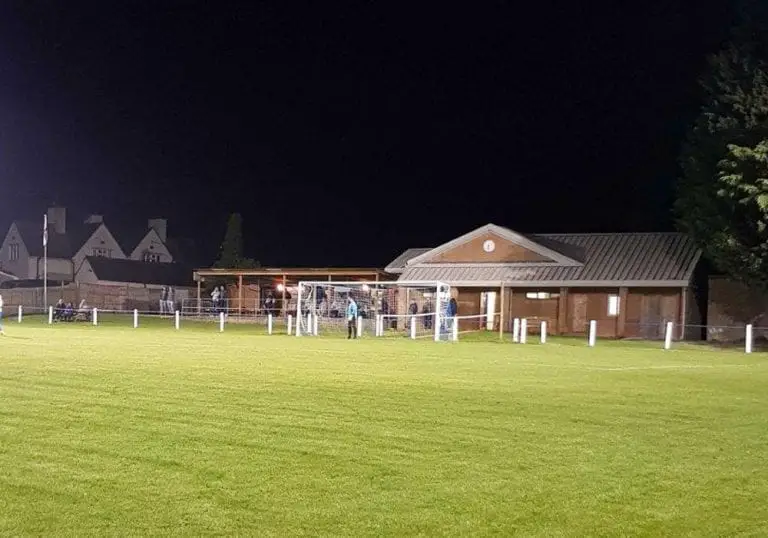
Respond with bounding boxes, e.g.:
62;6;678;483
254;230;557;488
676;3;768;290
214;213;259;269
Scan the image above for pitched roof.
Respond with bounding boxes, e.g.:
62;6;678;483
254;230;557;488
12;220;100;259
405;224;583;266
0;269;18;283
397;230;701;287
85;257;194;287
384;248;431;273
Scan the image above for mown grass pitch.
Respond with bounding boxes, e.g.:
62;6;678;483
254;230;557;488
1;319;767;536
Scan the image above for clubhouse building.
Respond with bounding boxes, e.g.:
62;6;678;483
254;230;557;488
384;223;704;339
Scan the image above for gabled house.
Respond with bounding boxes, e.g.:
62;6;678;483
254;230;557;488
117;218;174;263
0;207;193;285
0;208;125;282
385;223;705;339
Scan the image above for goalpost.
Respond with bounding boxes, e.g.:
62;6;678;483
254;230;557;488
295;280;451;340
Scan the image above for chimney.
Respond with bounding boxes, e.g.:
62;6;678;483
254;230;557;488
85;214;103;224
148;218;167;242
47;207;66;235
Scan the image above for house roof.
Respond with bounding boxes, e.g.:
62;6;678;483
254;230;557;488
396;228;702;287
0;269;18;283
85;257;194;287
12;220;101;259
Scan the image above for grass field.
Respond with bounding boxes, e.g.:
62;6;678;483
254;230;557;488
1;318;767;536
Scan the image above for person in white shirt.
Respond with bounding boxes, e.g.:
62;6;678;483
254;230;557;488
211;286;220;313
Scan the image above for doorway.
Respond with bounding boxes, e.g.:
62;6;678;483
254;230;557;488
481;291;497;330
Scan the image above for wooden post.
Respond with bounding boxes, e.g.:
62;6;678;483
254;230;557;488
617;286;628;338
196;277;201;316
679;286;687;341
498;283;505;340
238;274;243;317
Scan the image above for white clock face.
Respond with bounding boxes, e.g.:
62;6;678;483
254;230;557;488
483;239;495;253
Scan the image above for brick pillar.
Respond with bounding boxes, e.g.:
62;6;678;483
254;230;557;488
557;287;568;334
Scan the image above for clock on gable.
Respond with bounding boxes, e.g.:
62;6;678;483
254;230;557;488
483;239;495;253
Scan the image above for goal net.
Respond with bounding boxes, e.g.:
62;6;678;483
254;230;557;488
295;280;451;340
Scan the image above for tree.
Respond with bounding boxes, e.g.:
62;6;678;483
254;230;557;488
214;213;260;269
676;6;768;291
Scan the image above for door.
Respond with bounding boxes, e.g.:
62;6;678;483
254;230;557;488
481;291;497;330
641;295;663;339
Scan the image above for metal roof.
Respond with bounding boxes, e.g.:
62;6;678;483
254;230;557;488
194;267;389;278
384;248;431;273
398;231;701;287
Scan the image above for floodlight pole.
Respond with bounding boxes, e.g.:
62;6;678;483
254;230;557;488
43;214;48;310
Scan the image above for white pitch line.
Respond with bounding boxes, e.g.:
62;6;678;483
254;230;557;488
510;362;762;372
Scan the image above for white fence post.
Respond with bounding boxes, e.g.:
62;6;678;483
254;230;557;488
17;305;22;323
452;316;459;341
175;310;180;330
357;316;363;338
512;318;520;342
267;314;273;335
375;315;381;336
48;306;53;325
520;318;527;344
133;309;139;329
93;308;98;326
540;321;547;344
588;320;597;347
410;316;416;339
287;314;293;335
664;321;673;350
219;311;225;332
306;312;311;335
313;314;318;336
746;324;753;354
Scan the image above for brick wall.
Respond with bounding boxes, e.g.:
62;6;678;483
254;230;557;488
0;282;194;312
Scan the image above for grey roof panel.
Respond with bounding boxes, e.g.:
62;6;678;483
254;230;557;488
384;248;431;272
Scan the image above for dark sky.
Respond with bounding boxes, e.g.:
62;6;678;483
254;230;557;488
0;1;733;266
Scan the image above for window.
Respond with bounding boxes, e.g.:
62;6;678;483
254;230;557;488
608;294;620;316
525;291;559;300
92;248;111;257
9;243;19;261
143;252;160;263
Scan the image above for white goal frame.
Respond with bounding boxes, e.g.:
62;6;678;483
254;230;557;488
296;280;451;341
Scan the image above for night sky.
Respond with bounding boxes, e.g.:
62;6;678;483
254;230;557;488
0;1;733;267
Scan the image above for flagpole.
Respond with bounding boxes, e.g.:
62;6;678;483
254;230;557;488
43;214;48;310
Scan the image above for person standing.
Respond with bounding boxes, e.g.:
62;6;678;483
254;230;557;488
211;286;220;314
166;286;175;314
159;286;167;315
346;296;358;339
